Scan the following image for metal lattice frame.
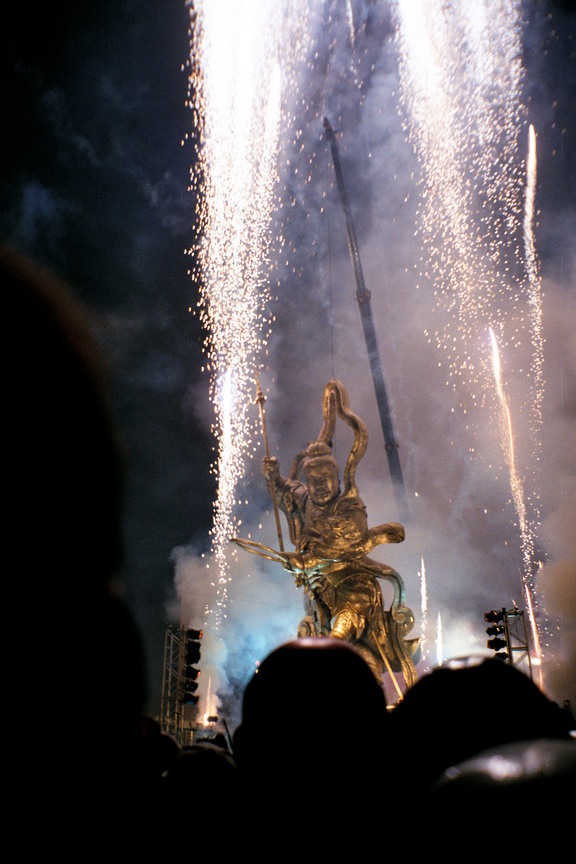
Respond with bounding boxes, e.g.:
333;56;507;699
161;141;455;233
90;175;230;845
159;625;200;745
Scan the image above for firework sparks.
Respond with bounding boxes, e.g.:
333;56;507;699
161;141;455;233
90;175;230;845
184;1;313;629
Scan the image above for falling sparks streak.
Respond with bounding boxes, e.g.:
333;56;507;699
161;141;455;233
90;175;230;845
185;1;313;628
489;328;527;543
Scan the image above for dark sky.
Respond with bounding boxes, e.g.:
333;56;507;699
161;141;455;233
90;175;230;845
2;1;575;728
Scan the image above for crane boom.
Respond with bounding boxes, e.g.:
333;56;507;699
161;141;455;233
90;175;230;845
324;117;408;519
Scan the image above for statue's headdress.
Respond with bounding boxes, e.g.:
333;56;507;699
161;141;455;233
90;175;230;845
300;440;338;475
289;379;367;500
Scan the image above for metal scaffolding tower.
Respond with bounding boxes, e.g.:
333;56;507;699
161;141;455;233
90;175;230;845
485;606;533;679
160;624;199;746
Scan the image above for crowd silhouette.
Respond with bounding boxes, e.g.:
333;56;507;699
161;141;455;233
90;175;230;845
8;240;573;858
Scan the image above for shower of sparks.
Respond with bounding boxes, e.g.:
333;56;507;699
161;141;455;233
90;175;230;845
436;611;443;667
393;1;547;645
184;1;315;629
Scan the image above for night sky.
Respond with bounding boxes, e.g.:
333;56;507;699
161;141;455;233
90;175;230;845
3;1;575;728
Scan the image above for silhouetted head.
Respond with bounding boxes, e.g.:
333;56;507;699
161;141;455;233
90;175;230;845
232;638;389;854
388;657;573;793
233;637;388;783
243;636;385;717
425;737;576;831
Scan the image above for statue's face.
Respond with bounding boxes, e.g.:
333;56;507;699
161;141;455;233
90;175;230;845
305;461;339;506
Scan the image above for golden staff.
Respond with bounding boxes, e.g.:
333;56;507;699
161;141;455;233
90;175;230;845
370;625;404;702
255;375;284;553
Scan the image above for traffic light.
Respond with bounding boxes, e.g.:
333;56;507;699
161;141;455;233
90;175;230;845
484;610;508;660
180;628;203;705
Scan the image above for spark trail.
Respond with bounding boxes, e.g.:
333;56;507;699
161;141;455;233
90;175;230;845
489;327;529;564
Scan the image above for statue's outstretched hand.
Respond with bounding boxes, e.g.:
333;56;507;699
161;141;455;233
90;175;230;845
262;455;280;482
279;551;306;587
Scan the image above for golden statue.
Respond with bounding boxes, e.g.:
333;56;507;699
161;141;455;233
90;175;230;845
233;378;420;697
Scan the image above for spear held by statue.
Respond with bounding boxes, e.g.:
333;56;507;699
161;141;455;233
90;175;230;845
255;375;284;553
